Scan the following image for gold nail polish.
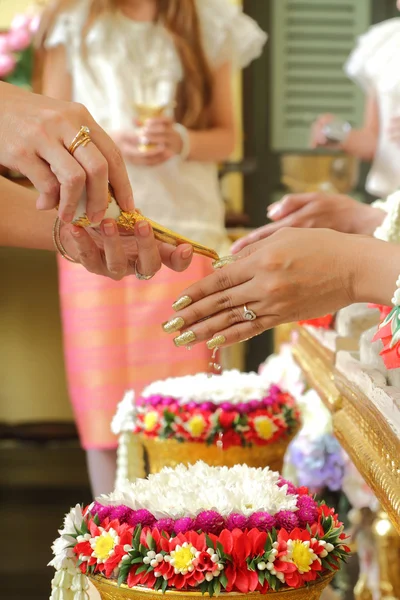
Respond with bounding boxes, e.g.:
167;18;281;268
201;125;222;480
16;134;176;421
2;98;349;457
162;317;185;334
174;331;196;347
172;295;193;311
212;255;237;270
207;335;226;350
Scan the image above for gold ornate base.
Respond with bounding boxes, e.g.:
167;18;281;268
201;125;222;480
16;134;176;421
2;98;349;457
139;433;298;474
90;575;334;600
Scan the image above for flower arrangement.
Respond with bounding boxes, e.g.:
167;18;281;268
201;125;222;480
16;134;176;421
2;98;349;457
118;371;300;449
0;11;40;87
50;463;350;599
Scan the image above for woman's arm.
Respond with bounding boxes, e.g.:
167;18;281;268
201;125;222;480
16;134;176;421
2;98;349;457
162;228;399;349
311;95;379;162
41;45;72;101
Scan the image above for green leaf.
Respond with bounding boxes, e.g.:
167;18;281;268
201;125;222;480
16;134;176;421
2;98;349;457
139;544;147;555
135;564;149;575
155;579;163;591
205;534;215;550
219;572;228;589
258;570;265;585
133;526;142;548
131;556;145;564
161;578;169;594
208;581;214;597
216;542;224;557
213;580;221;596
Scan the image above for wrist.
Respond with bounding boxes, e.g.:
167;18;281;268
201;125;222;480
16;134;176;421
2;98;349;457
352;235;399;305
173;123;191;160
353;205;386;235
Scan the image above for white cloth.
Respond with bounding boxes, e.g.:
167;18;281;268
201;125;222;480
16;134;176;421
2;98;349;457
345;18;400;198
45;0;267;253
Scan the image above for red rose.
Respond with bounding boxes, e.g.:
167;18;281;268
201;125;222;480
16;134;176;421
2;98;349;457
219;410;238;429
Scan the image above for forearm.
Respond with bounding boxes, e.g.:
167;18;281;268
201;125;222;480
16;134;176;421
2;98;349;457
354;235;400;305
0;176;55;250
341;128;378;162
187;127;235;162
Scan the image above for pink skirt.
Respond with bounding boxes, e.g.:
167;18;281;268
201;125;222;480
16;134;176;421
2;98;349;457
57;255;211;449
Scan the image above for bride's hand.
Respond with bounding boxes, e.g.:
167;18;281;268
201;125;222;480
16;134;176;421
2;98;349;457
164;228;366;348
60;219;193;280
231;193;385;253
112;119;180;167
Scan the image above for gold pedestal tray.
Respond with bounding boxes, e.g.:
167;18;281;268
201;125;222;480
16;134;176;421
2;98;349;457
90;574;334;600
139;432;299;474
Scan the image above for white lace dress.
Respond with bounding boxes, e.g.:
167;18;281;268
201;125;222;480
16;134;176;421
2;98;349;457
45;0;267;253
345;18;400;198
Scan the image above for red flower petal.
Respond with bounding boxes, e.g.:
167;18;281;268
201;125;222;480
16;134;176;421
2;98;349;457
218;529;233;554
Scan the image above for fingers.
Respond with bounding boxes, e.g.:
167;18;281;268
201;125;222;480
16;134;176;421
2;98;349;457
70;141;109;223
88;120;135;213
134;220;162;277
17;155;60;211
165;279;257;336
101;220;128;278
158;243;193;272
36;141;88;222
267;194;315;220
70;226;104;273
172;258;252;308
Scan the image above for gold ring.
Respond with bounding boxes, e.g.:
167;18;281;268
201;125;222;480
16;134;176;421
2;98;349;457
68;126;91;155
243;304;257;321
52;217;78;263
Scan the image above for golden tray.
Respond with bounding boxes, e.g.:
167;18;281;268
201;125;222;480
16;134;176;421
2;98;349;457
139;430;300;474
90;573;334;600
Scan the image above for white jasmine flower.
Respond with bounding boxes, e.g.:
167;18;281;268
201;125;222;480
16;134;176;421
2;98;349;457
111;390;137;434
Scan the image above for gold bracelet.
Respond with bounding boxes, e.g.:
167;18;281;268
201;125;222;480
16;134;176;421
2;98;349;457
52;217;78;263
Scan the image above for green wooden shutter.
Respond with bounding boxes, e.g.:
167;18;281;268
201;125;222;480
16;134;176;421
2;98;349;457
271;0;372;151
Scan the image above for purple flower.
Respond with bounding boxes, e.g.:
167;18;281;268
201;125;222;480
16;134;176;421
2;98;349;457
248;400;261;411
128;509;156;528
92;503;112;524
155;518;175;534
296;496;318;527
200;402;214;411
109;505;132;523
275;510;299;533
220;402;233;412
277;478;298;495
195;510;225;535
174;517;195;534
226;513;248;531
248;512;276;532
237;403;250;414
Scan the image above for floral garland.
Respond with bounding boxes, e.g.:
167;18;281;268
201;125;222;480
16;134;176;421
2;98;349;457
132;385;300;448
50;464;350;597
298;315;334;329
372;278;400;370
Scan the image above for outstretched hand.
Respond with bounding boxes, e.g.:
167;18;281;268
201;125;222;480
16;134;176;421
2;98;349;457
231;193;385;253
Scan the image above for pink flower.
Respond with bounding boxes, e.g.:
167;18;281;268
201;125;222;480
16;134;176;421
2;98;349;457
0;35;10;54
7;28;31;52
0;53;17;78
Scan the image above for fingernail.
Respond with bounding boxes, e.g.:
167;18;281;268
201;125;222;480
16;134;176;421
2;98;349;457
91;211;104;224
212;255;236;270
182;247;193;259
103;221;116;236
62;212;73;224
36;197;48;210
207;335;226;350
173;331;196;347
268;205;282;219
162;317;185;334
172;296;193;311
138;220;150;237
71;226;81;237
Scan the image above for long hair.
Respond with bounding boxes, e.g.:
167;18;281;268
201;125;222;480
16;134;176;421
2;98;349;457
36;0;213;129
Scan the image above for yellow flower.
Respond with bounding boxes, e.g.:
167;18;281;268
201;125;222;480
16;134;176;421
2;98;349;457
144;411;159;432
187;415;206;437
170;543;197;573
90;529;120;563
287;540;318;573
253;416;277;440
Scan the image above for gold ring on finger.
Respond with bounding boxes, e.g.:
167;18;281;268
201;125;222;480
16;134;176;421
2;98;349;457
68;126;92;155
134;260;154;281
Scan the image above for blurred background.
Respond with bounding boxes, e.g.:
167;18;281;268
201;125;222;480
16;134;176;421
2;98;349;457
0;0;398;598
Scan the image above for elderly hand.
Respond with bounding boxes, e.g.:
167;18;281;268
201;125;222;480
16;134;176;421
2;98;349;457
231;193;386;253
0;82;134;223
163;228;375;348
60;219;193;280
